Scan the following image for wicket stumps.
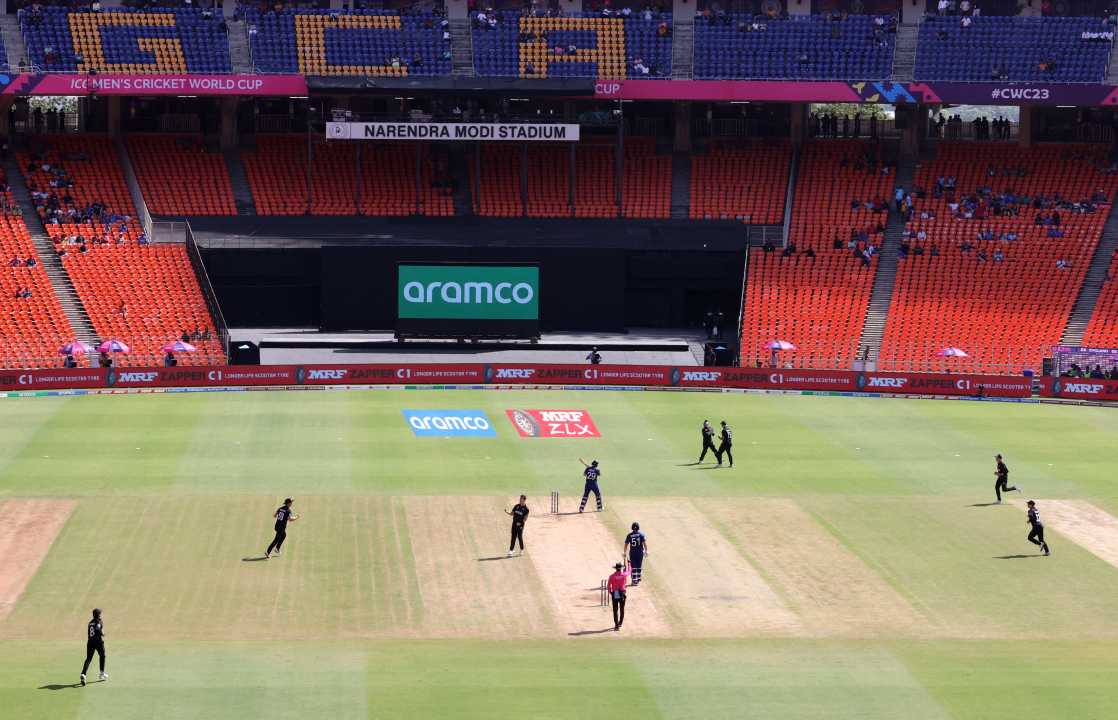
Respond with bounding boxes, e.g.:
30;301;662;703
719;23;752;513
550;490;559;514
600;579;608;607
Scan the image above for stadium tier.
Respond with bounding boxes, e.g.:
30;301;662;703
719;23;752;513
20;6;232;73
245;8;451;76
127;135;237;217
690;140;792;223
0;211;76;368
242;135;452;216
18;136;223;366
1082;252;1118;348
915;16;1113;83
694;14;896;81
878;143;1117;374
470;12;672;78
740;140;892;369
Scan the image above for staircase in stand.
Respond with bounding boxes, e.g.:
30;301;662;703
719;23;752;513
5;158;99;346
450;19;474;77
669;150;691;219
855;152;915;365
890;23;919;82
670;21;693;79
0;15;27;70
1060;197;1118;345
227;19;254;73
224;149;258;216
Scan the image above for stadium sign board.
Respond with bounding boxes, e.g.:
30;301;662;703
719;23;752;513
398;265;539;321
326;122;579;142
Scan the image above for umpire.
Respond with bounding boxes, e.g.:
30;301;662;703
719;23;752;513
698;420;718;463
716;420;734;468
79;608;107;686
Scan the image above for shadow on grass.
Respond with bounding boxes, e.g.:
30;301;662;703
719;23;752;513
477;555;513;562
39;680;99;690
993;554;1042;559
568;628;616;636
241;556;269;562
968;502;1002;507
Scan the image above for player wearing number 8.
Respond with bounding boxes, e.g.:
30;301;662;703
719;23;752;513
79;608;106;686
265;498;298;558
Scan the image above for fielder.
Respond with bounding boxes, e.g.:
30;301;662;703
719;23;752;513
79;608;107;686
265;498;298;558
623;522;648;585
1026;500;1051;556
716;420;734;468
578;458;603;513
993;454;1020;503
505;494;529;556
698;420;718;463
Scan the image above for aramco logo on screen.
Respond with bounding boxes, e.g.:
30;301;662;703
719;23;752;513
397;265;539;320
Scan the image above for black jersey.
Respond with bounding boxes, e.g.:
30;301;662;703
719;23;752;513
510;503;529;527
1028;507;1042;527
997;460;1009;480
720;426;733;445
274;505;293;531
702;423;714;440
624;531;646;554
584;466;600;483
87;619;103;644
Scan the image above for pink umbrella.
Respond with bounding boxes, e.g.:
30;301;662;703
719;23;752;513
765;340;796;351
162;340;196;353
59;341;94;356
936;347;969;358
97;339;131;354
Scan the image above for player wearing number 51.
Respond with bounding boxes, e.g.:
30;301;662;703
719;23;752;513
265;498;299;559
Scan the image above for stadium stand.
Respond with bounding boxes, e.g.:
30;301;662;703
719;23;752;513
690;140;792;223
1079;252;1118;348
915;16;1112;83
879;143;1117;374
127;135;237;217
20;6;232;73
0;209;76;368
694;14;895;80
621;137;670;219
740;140;892;368
470;143;521;218
471;12;672;78
242;135;453;216
244;8;451;76
18;135;223;366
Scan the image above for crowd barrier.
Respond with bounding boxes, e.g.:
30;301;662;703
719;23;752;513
1037;377;1118;402
0;363;1036;398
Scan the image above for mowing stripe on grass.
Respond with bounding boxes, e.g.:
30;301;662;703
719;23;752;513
0;499;75;623
610;498;803;638
705;498;926;638
403;496;554;638
1011;499;1118;570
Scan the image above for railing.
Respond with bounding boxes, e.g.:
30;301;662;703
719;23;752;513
183;221;231;362
114;136;153;238
151;221;188;243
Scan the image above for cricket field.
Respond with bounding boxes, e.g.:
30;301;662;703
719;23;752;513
1;388;1116;719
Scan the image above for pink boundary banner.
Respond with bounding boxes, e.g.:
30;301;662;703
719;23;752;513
0;73;308;96
0;363;1031;399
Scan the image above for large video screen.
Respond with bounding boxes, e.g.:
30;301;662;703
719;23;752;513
396;263;540;338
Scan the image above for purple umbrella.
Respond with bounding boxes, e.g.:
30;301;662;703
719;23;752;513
765;340;796;351
58;341;94;356
162;340;196;353
936;347;969;358
97;339;131;354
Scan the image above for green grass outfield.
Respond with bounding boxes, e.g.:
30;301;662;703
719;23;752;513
0;389;1116;719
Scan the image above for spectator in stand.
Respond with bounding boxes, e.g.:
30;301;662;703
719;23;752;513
164;352;178;368
181;329;191;344
1090;364;1106;378
1056;258;1068;270
25;256;36;267
7;256;19;267
63;353;77;369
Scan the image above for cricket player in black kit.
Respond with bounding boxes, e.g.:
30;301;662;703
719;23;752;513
578;458;603;512
506;495;529;556
1026;500;1051;556
993;454;1020;503
716;421;733;467
698;420;718;463
623;522;648;585
265;498;297;558
79;608;107;685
